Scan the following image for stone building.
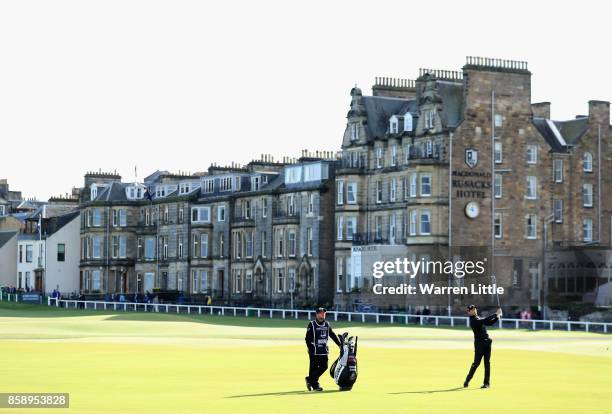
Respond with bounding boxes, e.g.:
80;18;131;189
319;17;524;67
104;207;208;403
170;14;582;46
77;155;336;307
334;57;612;313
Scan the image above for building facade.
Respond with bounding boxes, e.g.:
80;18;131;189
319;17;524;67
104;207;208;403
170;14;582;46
78;155;337;307
334;57;612;313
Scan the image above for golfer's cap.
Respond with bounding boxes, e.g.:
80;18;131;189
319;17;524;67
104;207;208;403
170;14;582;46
466;304;477;310
316;307;327;314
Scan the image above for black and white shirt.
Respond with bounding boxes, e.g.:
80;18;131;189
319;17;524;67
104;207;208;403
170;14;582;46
305;319;341;356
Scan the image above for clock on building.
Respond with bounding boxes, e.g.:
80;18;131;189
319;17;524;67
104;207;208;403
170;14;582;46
465;201;480;219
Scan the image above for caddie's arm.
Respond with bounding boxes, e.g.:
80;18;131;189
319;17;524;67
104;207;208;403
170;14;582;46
329;325;341;348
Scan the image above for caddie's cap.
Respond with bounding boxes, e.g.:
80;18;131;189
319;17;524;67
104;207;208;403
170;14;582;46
316;307;327;314
466;304;477;310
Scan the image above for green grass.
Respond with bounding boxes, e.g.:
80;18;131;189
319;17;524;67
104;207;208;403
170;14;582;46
0;302;610;414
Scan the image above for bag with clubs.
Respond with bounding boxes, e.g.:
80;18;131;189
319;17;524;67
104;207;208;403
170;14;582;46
329;332;358;391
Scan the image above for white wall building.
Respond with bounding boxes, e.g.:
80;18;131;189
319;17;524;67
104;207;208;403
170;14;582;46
0;231;18;287
17;212;80;294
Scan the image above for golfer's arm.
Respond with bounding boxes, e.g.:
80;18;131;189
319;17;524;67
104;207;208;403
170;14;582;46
483;314;499;326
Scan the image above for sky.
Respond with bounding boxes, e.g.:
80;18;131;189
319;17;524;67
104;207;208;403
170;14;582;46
1;0;611;200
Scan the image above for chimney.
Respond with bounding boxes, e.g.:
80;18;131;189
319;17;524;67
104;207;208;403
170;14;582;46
588;100;610;126
531;102;551;119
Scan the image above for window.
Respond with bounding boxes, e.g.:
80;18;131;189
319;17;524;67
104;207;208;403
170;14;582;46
308;193;315;214
375;216;382;240
337;180;344;205
494;213;503;239
553;159;563;183
219;233;224;258
191;207;211;223
336;258;343;293
277;270;284;293
178;235;184;258
243;200;252;219
262;198;268;218
287;195;295;216
220;177;233;191
425;109;435;129
192;270;199;294
217;205;225;222
92;209;102;227
288;231;296;256
391;145;398;166
346;257;353;291
350;123;358;141
144;237;155;260
389;214;396;244
494;174;502;198
404;113;413;132
526;176;537;199
203;179;214;193
552;199;563;223
410;173;417;197
261;231;267;257
200;270;208;293
494;142;503;164
0;205;5;216
162;236;168;259
376;148;383;168
307;227;313;256
92;237;102;258
246;232;253;258
376;180;383;203
337;216;343;240
193;234;199;258
178;206;184;223
390;179;397;201
245;271;253;293
288;268;296;293
404;144;412;164
57;244;65;262
390;117;399;134
527;145;538;164
19;245;23;263
420;174;431;197
494;114;503;128
409;210;417;236
276;228;284;257
526;215;537;239
90;184;98;200
251;176;261;191
583;219;593;242
234;270;241;294
346;217;356;240
583;152;593;172
583;183;593;207
92;270;101;291
200;234;209;258
420;210;431;235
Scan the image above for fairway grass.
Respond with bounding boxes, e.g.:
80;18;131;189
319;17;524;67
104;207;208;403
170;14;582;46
1;303;610;414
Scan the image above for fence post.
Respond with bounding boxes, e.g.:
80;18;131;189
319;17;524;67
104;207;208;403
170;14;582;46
466;318;469;327
420;316;423;326
586;323;589;333
451;317;454;327
199;306;202;315
335;312;338;322
532;320;535;330
361;313;365;323
567;322;571;331
435;317;439;327
257;309;261;318
390;315;394;324
549;321;553;330
376;315;379;324
269;309;272;318
348;313;351;322
282;310;285;319
295;310;298;319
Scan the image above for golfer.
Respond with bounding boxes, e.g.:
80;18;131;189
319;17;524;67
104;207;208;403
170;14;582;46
463;304;503;389
305;307;341;391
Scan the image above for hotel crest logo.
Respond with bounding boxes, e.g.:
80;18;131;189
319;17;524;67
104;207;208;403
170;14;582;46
465;148;478;168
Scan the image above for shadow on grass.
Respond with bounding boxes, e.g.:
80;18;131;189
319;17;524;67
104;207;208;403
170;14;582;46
389;387;475;395
227;390;342;398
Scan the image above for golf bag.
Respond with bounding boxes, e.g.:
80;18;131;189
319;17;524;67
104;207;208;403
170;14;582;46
329;332;358;391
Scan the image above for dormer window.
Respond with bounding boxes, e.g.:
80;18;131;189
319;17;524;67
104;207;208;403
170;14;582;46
583;152;593;172
350;123;359;141
90;184;98;200
424;110;436;130
126;184;145;200
404;113;413;132
389;116;399;134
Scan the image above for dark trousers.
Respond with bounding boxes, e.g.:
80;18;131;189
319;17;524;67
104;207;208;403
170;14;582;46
465;339;492;385
307;354;328;386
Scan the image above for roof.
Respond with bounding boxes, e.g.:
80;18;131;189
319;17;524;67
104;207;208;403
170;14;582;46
532;116;590;153
437;81;464;128
362;96;416;139
0;231;17;248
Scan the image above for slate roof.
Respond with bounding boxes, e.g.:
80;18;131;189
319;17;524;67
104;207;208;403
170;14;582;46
362;96;416;139
0;231;17;249
532;116;590;153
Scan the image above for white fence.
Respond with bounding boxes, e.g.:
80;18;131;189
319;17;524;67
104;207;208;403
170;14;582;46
47;297;611;333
